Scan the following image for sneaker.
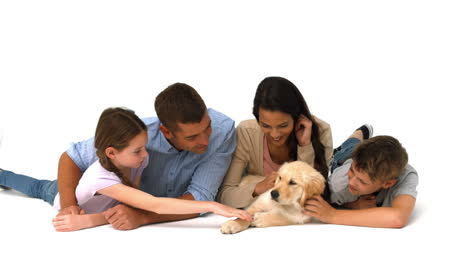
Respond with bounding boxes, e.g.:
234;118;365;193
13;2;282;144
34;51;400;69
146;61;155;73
356;124;373;140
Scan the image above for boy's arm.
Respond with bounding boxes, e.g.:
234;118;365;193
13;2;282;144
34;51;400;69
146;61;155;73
304;195;416;228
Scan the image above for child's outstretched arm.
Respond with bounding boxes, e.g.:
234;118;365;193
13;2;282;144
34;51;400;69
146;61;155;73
304;194;416;228
52;213;108;232
98;184;252;221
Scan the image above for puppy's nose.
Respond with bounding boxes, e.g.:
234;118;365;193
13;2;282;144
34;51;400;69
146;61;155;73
271;190;279;200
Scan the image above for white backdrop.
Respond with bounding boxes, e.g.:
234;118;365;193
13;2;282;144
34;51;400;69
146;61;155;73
0;1;467;263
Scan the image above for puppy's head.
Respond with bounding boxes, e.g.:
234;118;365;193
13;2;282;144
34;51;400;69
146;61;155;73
270;161;325;207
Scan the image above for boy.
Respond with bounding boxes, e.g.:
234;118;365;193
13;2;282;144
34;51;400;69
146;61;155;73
304;125;418;228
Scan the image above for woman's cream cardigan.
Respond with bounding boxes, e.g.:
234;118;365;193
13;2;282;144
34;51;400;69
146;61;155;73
217;116;333;208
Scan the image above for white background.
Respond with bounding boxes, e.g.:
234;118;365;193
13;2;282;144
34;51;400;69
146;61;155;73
0;1;467;263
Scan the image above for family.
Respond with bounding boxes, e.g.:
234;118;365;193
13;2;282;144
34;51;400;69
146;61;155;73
0;76;418;231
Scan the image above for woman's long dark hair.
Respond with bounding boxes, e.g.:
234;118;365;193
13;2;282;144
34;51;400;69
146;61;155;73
253;76;329;198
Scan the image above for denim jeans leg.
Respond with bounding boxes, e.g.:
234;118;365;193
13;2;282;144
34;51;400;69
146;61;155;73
0;169;58;205
330;138;362;173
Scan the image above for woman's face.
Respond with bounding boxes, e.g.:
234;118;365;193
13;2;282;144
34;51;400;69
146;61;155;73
258;108;295;147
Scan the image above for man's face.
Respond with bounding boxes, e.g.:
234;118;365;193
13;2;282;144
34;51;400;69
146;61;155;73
164;111;212;154
347;161;393;196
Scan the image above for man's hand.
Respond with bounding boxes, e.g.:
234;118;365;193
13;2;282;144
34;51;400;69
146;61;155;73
344;195;377;209
254;172;278;197
56;205;85;216
303;195;336;223
103;204;145;230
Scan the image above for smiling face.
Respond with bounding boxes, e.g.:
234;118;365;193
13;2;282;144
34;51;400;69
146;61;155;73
258;108;295;148
109;131;148;169
347;161;396;196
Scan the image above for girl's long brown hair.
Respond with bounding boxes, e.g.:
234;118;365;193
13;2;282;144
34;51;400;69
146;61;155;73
94;107;147;187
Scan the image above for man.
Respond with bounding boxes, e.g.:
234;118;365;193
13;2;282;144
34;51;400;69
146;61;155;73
58;83;236;230
304;125;418;228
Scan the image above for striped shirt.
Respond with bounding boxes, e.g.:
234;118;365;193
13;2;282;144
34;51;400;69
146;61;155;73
66;108;236;201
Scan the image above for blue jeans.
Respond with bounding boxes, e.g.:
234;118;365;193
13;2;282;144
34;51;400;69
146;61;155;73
0;169;58;205
330;137;361;173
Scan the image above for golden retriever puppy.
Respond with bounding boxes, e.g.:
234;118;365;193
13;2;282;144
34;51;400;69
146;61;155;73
220;161;325;234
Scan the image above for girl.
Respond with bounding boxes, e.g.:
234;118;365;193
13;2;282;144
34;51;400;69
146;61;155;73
0;107;251;231
217;76;333;208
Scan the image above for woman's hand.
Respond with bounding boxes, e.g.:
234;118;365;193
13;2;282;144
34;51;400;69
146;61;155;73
295;114;313;146
253;172;278;197
211;202;253;222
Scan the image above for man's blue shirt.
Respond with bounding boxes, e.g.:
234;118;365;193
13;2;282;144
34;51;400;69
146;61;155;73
66;108;236;201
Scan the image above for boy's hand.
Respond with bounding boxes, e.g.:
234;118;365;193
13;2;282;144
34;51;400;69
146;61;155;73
303;195;336;223
345;195;377;209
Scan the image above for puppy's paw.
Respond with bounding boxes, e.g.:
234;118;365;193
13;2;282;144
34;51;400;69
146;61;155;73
220;220;246;234
252;212;274;228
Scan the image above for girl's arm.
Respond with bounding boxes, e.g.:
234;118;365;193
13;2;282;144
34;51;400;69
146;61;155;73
52;213;108;232
97;184;252;221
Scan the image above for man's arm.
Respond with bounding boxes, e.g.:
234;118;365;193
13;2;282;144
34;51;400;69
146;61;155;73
103;193;199;230
304;195;416;228
57;152;84;215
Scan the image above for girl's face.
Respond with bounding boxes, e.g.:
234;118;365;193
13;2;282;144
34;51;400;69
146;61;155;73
111;131;148;169
258;108;295;148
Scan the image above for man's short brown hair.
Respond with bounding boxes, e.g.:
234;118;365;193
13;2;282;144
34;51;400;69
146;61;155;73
352;135;408;183
155;83;207;131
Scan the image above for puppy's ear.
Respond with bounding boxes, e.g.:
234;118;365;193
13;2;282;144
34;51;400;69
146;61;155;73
300;177;325;207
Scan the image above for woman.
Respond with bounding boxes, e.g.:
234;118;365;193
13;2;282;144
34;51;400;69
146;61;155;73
217;77;333;208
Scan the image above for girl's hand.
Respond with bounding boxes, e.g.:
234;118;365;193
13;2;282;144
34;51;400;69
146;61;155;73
295;114;312;146
52;214;90;232
211;202;253;222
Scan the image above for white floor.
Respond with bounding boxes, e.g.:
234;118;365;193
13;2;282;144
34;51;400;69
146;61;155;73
0;188;461;264
1;1;467;263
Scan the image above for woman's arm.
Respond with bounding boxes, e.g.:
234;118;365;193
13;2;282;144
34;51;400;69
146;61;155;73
98;184;252;221
297;118;333;166
52;213;108;232
217;123;261;208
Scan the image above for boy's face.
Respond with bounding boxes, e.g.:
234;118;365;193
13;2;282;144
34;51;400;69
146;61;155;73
347;162;395;196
